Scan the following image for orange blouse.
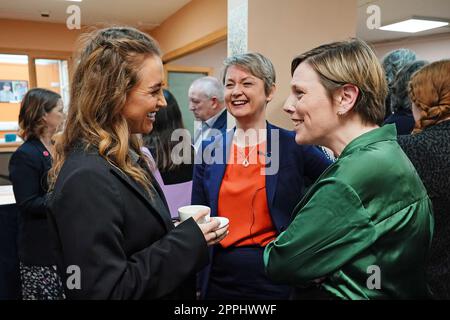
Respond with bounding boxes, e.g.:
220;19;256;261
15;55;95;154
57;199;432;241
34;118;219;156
218;142;277;248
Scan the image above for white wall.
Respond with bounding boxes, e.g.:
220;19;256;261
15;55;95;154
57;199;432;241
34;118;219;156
247;0;357;129
168;40;227;79
372;32;450;62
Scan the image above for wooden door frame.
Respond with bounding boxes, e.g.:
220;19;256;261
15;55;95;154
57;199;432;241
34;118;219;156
162;27;227;64
164;65;213;88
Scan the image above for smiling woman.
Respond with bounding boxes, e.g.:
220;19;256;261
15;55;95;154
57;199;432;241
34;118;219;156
264;39;434;300
192;52;331;300
121;56;165;134
45;26;228;300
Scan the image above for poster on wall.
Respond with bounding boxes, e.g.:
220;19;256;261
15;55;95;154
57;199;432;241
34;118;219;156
0;80;28;103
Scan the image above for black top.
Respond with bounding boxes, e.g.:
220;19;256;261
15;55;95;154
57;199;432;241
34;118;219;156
148;145;194;185
8;138;55;266
398;120;450;299
383;110;415;135
47;145;209;299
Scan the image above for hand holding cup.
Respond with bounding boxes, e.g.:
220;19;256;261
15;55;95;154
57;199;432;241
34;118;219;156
193;210;229;246
178;205;229;246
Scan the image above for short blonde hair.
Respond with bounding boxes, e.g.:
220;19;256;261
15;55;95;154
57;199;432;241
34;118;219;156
223;52;276;96
291;38;387;125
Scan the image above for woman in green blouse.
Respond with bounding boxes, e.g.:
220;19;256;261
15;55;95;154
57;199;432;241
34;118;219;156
263;39;434;300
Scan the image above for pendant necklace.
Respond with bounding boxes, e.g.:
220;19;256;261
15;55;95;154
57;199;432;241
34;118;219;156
237;144;258;167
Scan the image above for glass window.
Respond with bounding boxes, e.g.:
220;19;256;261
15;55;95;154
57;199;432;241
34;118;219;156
0;54;29;139
35;59;70;111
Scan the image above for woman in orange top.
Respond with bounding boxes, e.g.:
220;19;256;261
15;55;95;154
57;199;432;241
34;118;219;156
192;52;331;299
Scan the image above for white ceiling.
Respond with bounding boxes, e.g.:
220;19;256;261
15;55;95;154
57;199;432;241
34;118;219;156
0;0;191;30
357;0;450;43
0;0;449;41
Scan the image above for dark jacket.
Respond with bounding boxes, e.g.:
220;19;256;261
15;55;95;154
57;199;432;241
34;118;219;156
383;110;415;135
211;109;227;134
147;144;194;185
192;122;332;298
47;146;209;299
398;120;450;299
9;138;54;266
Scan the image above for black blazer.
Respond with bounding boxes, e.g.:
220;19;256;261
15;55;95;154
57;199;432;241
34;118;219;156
47;146;209;299
9;138;55;266
147;144;194;185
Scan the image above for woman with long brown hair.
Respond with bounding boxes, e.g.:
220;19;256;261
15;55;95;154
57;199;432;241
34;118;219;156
47;26;228;299
9;88;65;299
398;59;450;299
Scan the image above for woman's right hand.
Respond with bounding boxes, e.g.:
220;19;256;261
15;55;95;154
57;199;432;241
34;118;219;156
193;210;229;246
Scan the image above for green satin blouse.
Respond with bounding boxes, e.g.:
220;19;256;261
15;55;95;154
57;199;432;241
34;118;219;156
264;125;434;299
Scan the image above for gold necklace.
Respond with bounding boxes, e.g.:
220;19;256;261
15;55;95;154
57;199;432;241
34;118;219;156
236;144;258;167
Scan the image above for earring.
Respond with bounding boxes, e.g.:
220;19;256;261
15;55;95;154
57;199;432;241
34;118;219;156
337;110;345;116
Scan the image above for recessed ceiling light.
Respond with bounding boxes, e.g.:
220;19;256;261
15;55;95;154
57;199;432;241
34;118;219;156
379;18;449;33
66;0;83;2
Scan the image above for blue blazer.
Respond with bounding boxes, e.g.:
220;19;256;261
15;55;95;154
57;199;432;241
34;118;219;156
211;109;227;134
191;122;332;297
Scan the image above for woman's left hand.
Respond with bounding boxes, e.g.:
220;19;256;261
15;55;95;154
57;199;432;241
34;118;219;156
194;212;229;246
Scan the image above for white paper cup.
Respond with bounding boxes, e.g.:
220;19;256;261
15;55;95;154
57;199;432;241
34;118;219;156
178;205;211;224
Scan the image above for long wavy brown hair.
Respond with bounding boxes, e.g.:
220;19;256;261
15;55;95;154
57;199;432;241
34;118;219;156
409;60;450;133
48;27;162;194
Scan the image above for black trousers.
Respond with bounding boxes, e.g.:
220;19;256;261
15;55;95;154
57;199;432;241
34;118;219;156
206;245;291;300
